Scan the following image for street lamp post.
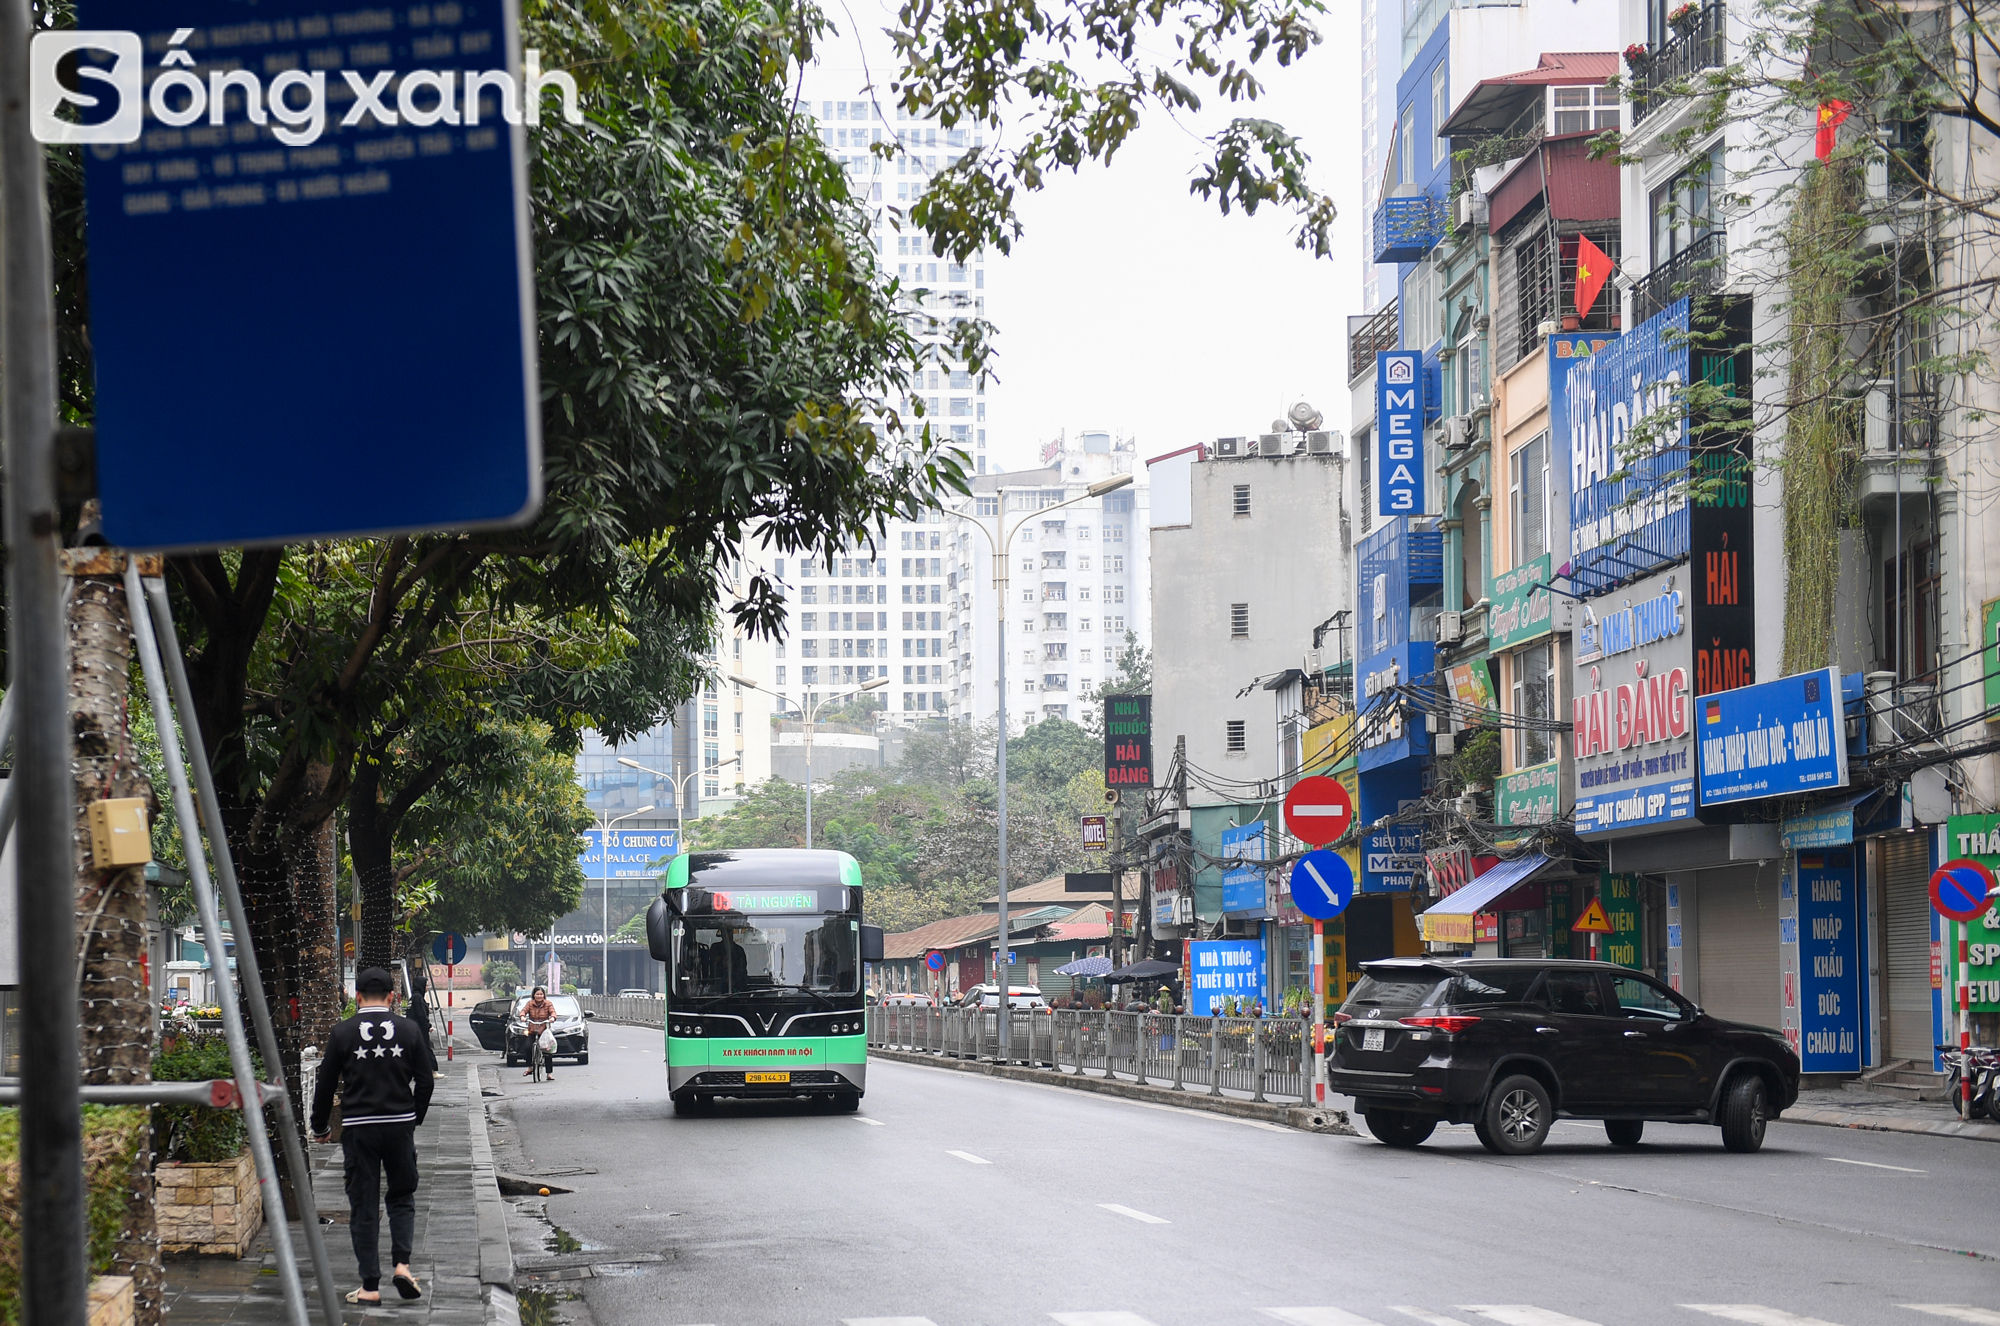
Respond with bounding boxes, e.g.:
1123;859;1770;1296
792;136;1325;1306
728;674;889;846
617;755;738;827
955;472;1133;1063
598;805;653;996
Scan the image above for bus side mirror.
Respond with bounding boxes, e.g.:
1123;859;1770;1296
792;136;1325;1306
860;924;885;963
646;897;671;962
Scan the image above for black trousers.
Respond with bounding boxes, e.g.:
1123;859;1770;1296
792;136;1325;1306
341;1123;418;1288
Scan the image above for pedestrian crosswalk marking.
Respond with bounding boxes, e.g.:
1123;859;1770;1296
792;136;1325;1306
1263;1309;1389;1326
1683;1308;1848;1326
1390;1309;1469;1326
1048;1315;1161;1326
1900;1311;2000;1326
1096;1203;1170;1224
841;1318;941;1325
851;1116;885;1125
945;1149;990;1164
1459;1308;1609;1326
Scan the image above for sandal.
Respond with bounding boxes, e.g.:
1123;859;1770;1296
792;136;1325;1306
343;1288;381;1305
393;1272;422;1301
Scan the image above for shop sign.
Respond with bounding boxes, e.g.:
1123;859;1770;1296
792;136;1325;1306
1421;911;1475;945
1489;553;1556;650
1496;759;1564;827
1474;912;1500;943
1596;874;1645;969
578;827;680;877
1447;660;1496;712
1358;643;1435;771
1376;351;1426;516
1188;939;1268;1015
1696;667;1850;806
1363;824;1425;893
1104;694;1154;787
1781;848;1866;1071
1571;567;1697;837
1220;822;1269;914
1567;300;1690;594
1944;814;2000;1013
1303;714;1353;773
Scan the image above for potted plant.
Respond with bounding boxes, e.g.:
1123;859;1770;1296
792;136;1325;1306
1668;2;1701;35
1623;42;1650;71
152;1035;263;1258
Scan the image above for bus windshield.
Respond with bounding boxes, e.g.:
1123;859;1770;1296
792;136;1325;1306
674;915;858;997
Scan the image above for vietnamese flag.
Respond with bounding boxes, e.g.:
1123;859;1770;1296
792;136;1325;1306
1815;100;1851;161
1574;233;1612;320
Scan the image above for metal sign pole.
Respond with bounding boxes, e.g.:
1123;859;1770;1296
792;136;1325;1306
0;0;85;1313
132;569;342;1326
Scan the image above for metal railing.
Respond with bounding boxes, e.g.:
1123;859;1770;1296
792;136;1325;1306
1633;3;1727;126
1348;301;1399;382
1632;229;1727;327
867;1007;1311;1103
578;994;665;1027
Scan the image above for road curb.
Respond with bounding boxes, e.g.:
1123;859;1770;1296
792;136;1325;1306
1781;1103;2000;1144
869;1045;1355;1135
465;1058;520;1326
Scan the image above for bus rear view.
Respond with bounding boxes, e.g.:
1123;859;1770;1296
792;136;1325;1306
644;849;883;1116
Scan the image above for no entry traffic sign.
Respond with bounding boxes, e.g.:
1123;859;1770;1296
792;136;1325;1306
1283;776;1353;847
1931;859;1997;924
1288;850;1354;920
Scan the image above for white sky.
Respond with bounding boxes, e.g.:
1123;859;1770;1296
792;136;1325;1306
812;1;1367;472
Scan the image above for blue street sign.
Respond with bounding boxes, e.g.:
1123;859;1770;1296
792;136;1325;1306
1220;821;1268;914
73;0;543;549
432;931;467;966
925;951;945;972
1376;351;1425;515
1289;851;1355;920
1696;667;1850;806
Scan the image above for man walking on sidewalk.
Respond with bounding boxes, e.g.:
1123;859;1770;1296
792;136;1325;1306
312;967;439;1305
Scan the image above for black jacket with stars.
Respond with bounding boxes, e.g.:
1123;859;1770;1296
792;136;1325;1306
311;1008;438;1133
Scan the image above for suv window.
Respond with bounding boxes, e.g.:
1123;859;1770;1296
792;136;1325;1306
1346;973;1450;1010
1541;971;1607;1016
1451;969;1541;1005
1610;974;1687;1020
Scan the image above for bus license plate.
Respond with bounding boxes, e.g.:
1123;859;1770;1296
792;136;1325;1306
1362;1028;1385;1051
745;1071;790;1084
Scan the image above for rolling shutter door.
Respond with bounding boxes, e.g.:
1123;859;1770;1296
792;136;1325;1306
1696;865;1781;1029
1880;834;1934;1062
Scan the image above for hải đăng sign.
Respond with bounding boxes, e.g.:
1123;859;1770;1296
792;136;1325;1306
1104;694;1153;788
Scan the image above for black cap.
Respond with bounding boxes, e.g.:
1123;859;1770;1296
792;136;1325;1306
355;967;395;995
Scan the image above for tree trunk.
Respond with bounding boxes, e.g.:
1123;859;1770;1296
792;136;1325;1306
348;757;399;973
284;760;344;1052
222;804;305;1210
65;553;163;1326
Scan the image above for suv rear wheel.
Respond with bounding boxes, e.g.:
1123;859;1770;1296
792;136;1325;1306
1480;1074;1553;1155
1719;1073;1769;1153
1604;1119;1644;1147
1364;1109;1436;1149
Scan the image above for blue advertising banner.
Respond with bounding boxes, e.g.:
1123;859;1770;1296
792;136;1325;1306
1568;301;1690;595
1547;331;1616;562
1220;822;1268;914
75;0;542;549
1792;849;1865;1073
579;827;680;878
1357;642;1435;772
1696;667;1850;806
1358;763;1423;892
1376;350;1425;516
1189;940;1268;1014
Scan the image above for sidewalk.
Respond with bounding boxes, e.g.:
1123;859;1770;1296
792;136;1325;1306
1785;1079;2000;1144
161;1053;518;1326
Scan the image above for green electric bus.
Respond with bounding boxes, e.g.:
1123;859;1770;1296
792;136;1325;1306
644;849;883;1115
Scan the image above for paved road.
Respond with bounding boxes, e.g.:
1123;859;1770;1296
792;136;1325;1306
482;1034;1999;1326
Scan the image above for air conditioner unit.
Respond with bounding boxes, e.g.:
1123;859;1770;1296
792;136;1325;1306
1434;730;1457;757
1445;415;1472;451
1436;610;1465;644
1213;436;1243;458
1305;429;1339;455
1222;917;1260;938
1257;434;1285;457
1457;190;1488;229
1304;648;1323;676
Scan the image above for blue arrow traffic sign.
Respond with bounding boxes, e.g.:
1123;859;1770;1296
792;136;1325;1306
432;931;467;966
1289;850;1355;920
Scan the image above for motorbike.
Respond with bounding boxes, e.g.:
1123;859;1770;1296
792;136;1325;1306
1936;1044;2000;1120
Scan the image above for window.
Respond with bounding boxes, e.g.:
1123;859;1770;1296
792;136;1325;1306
1552;84;1620;135
1045;613;1067;630
775;666;785;686
1540;970;1605;1016
1078;616;1092;631
1042;674;1068;691
1225;719;1246;753
1233;483;1252;516
1513;640;1555;767
1107;555;1124;573
1042;551;1066;569
703;705;719;738
1885;540;1940;681
1652;144;1724;266
1430;62;1449;169
1230;603;1250;638
1611;975;1688;1020
1045;643;1068;660
977;496;999;516
1078;556;1091;571
1510;433;1550;563
802;585;819;605
1113;616;1125;633
801;612;818;631
1080;648;1092;663
1399;101;1418;184
802;666;819;685
1045;583;1067;601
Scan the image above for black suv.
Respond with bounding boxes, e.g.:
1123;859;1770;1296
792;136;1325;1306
1327;958;1799;1155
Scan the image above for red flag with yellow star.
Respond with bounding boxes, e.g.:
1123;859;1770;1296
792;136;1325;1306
1574;233;1612;320
1816;100;1851;161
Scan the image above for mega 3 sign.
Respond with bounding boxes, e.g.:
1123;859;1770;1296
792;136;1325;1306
1376;351;1425;515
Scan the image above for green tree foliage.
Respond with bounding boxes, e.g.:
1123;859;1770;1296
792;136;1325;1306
482;959;525;997
1004;716;1100;791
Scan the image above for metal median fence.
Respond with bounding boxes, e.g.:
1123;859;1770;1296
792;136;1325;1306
868;1007;1310;1103
578;994;666;1026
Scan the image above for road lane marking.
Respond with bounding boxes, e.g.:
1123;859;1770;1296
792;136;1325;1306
842;1319;941;1325
1822;1156;1926;1173
946;1149;991;1164
1682;1309;1848;1325
1097;1203;1169;1225
1900;1311;2000;1325
851;1116;885;1126
1459;1309;1609;1326
1049;1315;1162;1326
1390;1311;1470;1326
1264;1309;1390;1325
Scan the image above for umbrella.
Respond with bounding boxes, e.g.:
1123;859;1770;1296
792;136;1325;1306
1106;958;1179;982
1055;956;1113;977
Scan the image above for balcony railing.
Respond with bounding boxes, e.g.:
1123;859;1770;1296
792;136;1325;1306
1633;3;1727;126
1347;300;1399;382
1373;193;1446;264
1632;229;1726;326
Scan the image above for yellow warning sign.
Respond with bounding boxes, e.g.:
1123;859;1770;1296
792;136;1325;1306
1571;897;1615;934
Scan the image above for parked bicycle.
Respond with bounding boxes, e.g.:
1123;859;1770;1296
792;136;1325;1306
1937;1044;2000;1120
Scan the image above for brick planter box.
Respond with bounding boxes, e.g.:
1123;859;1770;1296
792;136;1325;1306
157;1151;262;1257
89;1276;135;1326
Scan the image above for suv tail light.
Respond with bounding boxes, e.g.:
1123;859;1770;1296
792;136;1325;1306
1331;1012;1353;1026
1400;1015;1481;1034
